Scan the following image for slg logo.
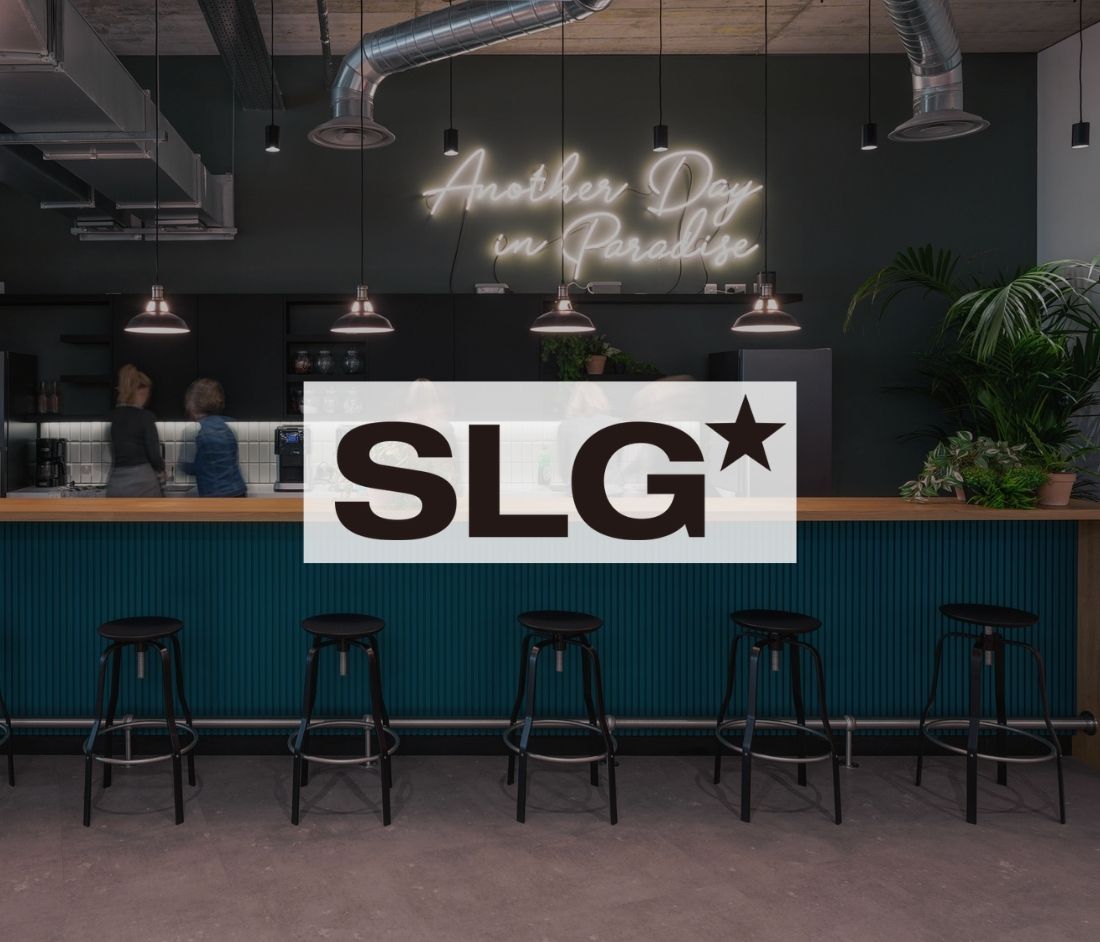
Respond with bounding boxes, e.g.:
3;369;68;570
304;381;797;565
335;399;783;543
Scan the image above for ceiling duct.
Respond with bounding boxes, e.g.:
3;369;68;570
310;0;613;150
196;0;283;111
0;0;235;240
880;0;989;142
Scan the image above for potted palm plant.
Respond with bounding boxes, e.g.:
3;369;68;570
848;248;1100;504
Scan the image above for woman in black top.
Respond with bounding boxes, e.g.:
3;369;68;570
106;364;164;497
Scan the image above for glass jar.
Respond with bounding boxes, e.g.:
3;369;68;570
315;349;335;375
293;350;313;374
343;347;363;374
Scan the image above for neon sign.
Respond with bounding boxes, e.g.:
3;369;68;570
422;148;761;281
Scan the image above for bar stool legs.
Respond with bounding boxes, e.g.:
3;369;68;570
916;614;1065;825
0;685;13;787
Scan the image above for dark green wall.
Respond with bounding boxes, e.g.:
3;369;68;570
0;54;1038;494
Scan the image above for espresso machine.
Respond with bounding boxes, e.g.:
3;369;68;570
35;437;67;488
274;425;304;492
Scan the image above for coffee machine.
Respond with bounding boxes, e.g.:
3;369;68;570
36;438;67;488
274;426;304;492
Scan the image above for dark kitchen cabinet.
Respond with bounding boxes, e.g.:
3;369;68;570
111;294;198;419
197;295;282;419
453;294;542;380
368;294;455;381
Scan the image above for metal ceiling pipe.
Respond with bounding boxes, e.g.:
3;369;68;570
310;0;613;149
196;0;283;111
880;0;989;142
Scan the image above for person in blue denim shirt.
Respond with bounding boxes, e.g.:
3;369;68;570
180;378;246;497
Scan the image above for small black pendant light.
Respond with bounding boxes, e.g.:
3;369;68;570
265;0;280;153
443;52;459;157
653;0;669;152
126;0;189;335
530;8;595;335
332;0;393;334
732;0;800;334
861;0;878;151
1073;0;1091;149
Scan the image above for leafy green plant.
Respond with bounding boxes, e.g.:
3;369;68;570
900;431;1028;501
960;464;1048;510
540;335;660;381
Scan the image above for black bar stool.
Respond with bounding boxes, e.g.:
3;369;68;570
916;603;1065;825
83;617;198;827
290;614;398;827
714;609;842;824
0;683;13;786
505;610;617;825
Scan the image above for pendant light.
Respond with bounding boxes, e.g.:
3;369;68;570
530;9;595;335
332;0;393;335
653;0;668;152
126;0;189;335
1073;0;1091;149
265;0;280;153
443;51;459;156
861;0;878;151
732;0;800;334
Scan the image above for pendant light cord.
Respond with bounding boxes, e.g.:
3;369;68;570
560;6;566;286
866;0;872;122
153;0;160;285
657;0;663;125
270;0;275;128
1080;0;1086;125
359;0;365;286
449;57;454;127
762;0;768;275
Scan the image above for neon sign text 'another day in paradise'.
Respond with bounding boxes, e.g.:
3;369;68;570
422;148;762;280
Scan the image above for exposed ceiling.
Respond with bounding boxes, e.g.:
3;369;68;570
72;0;1100;57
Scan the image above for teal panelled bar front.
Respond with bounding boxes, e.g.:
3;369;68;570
0;521;1078;727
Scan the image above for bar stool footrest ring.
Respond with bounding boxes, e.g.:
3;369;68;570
288;718;400;767
716;718;836;765
0;724;10;749
503;718;616;765
85;719;198;767
922;719;1059;764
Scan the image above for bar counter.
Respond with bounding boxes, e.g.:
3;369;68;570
1;497;1096;770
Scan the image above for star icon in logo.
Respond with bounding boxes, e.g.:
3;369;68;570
707;397;785;471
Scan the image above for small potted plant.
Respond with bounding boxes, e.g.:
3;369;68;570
1032;440;1094;506
901;431;1029;502
585;336;611;375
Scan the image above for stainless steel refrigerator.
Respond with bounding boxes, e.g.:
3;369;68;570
1;352;38;496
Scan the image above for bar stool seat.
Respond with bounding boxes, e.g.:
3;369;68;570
938;604;1038;629
99;616;183;641
715;608;842;824
83;616;197;826
518;610;603;635
302;613;384;638
732;609;821;635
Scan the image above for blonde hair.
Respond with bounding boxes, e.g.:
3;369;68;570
116;364;151;406
185;377;225;418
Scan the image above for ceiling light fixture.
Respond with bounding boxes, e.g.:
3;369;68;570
126;0;189;335
444;39;459;157
333;0;393;335
531;8;595;336
653;0;669;152
861;0;878;151
732;0;800;335
1073;0;1091;149
265;0;280;153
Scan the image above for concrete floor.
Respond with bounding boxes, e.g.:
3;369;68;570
2;752;1099;942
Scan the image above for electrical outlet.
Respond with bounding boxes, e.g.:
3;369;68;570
703;283;718;294
724;283;747;294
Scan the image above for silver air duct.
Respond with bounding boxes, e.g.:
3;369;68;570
880;0;989;142
310;0;613;149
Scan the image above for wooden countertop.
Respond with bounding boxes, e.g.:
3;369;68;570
2;496;1099;523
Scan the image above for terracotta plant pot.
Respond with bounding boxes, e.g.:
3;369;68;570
953;486;967;502
1038;471;1077;507
585;354;607;375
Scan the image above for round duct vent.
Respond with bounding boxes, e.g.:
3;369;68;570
308;117;396;149
889;109;990;143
